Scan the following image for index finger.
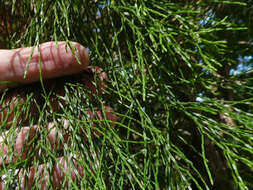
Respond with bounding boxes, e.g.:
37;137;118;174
0;41;89;92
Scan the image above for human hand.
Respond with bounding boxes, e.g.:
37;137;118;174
0;42;118;189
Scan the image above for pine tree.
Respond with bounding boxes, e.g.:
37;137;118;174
0;0;252;189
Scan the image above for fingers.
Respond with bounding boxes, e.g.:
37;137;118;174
0;41;89;92
0;67;108;128
21;156;85;190
0;107;118;165
1;156;85;190
0;66;115;169
0;56;116;188
0;107;118;189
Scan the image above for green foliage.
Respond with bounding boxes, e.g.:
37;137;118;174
0;0;252;189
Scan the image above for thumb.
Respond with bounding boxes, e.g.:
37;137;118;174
0;41;89;92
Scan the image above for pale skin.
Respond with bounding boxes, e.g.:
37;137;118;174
0;42;118;189
0;41;88;92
